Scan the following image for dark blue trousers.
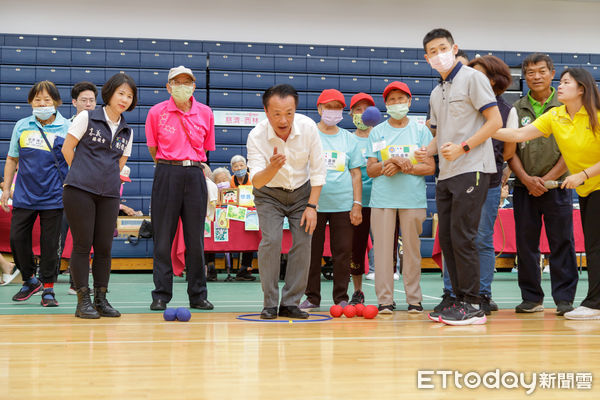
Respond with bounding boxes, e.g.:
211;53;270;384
151;163;208;303
513;186;578;304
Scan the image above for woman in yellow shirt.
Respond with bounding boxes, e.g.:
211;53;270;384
494;68;600;320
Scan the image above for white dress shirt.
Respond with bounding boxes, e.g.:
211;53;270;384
247;113;326;190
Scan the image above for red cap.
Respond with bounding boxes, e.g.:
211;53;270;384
383;81;412;101
317;89;346;108
350;93;375;109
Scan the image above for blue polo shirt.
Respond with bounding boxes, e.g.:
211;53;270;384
318;128;365;212
353;135;373;207
366;118;432;209
8;112;70;209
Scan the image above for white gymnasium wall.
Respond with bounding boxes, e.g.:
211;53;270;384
1;0;600;53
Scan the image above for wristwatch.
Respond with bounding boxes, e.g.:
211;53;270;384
306;203;318;210
461;141;471;153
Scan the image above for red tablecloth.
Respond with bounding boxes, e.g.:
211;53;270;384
170;219;335;276
432;208;585;268
0;208;73;258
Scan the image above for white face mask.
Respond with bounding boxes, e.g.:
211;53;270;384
386;103;409;120
171;85;194;102
429;50;455;73
321;109;344;126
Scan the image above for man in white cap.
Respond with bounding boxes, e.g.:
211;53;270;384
145;66;215;311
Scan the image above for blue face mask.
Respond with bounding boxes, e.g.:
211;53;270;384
33;106;56;121
233;168;247;178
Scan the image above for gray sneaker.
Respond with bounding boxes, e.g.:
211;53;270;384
515;301;544;313
299;299;319;311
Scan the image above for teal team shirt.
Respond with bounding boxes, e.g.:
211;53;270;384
353;135;373;207
365;118;433;209
317;128;365;212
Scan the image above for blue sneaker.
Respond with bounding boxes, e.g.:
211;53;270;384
41;289;59;307
12;279;42;301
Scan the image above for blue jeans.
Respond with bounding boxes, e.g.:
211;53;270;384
443;185;501;297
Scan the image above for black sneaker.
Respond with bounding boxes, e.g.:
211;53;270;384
433;292;455;313
378;304;394;314
349;290;365;305
515;301;544;313
440;302;487;326
556;300;574;316
12;280;43;301
235;268;256;281
40;289;59;307
408;303;423;313
480;294;497;315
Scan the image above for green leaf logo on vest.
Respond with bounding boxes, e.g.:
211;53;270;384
521;116;532;126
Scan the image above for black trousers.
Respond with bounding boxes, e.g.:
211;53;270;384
151;163;208;303
351;207;371;276
579;190;600;309
513;186;578;304
63;186;120;289
436;172;490;304
306;211;353;305
10;207;62;283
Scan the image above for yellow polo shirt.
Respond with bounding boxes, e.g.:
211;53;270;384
533;105;600;197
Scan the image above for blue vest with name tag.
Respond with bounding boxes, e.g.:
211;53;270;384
64;108;131;197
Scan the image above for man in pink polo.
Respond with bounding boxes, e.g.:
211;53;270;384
145;65;215;311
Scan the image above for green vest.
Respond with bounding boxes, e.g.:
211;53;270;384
512;94;568;186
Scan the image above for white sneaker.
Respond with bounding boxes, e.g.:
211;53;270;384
564;306;600;320
365;272;375;280
1;269;20;286
67;287;77;295
393;273;400;281
543;266;550;273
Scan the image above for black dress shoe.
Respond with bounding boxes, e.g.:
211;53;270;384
190;299;214;310
278;305;309;319
150;299;167;311
260;307;278;319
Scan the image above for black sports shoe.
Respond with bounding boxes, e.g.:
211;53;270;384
13;279;43;301
515;301;544;313
480;294;497;315
408;303;424;313
440;302;487;326
556;300;574;316
278;306;309;319
40;289;59;307
235;268;256;281
349;290;365;305
433;292;455;313
378;304;394;314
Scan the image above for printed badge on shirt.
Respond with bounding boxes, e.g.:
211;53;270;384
323;150;346;172
88;127;106;144
381;144;418;164
19;130;54;152
113;136;129;152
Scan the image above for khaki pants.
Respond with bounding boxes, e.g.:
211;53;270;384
371;208;426;306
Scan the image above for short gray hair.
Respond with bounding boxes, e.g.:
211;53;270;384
212;167;231;180
230;155;246;168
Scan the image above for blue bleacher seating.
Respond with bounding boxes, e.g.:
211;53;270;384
36;47;71;66
138;69;169;87
71;49;106;66
210;90;243;108
138;39;171;51
266;43;297;56
138;106;151;124
209;70;243;88
370;59;401;76
140;51;174;69
306;56;338;74
241;128;251;144
297;45;328;57
339;76;371;93
211;145;244;162
138;87;169;106
173;52;207;71
71;36;106;49
426;199;437;215
357;46;388;59
242;72;275;89
111;237;149;258
327;46;358;58
70;67;104;86
306;75;340;92
274;55;306;73
105;68;140;84
215;127;243;145
4;34;38;47
137;162;156;178
338;57;370;75
203;41;236;54
2;46;36;65
274;73;308;91
422;217;433;237
409;96;429;113
404;78;434;96
582;65;600;80
0;140;9;156
400;60;434;77
234;42;266;54
0;84;29;103
370;77;398;94
504;51;527;67
242;54;274;72
106;50;140;68
242;91;265;108
304;92;319;109
38;35;73;49
170;40;203;53
591;54;600;64
105;37;138;50
209;53;242;70
387;48;420;60
36;66;71;85
0;103;30;122
0;121;13;139
561;53;590;65
420;238;434;258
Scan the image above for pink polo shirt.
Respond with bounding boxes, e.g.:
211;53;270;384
145;96;215;162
